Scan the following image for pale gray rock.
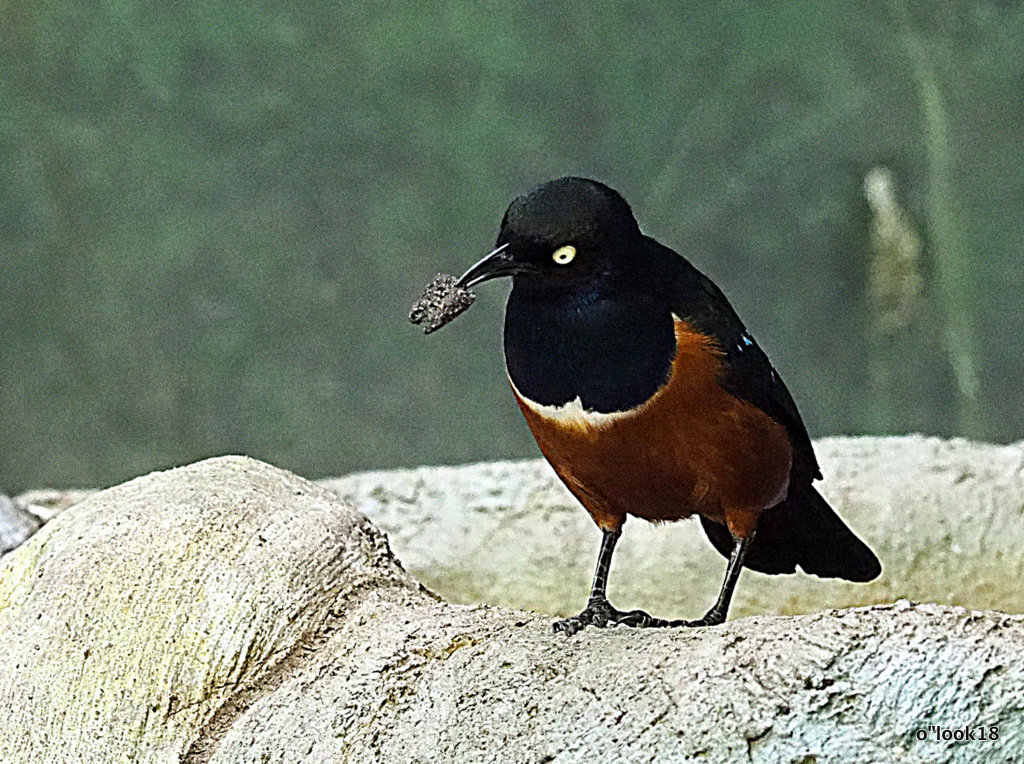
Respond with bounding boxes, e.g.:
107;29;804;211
0;494;40;554
0;456;410;763
13;488;95;523
0;451;1021;763
203;597;1022;764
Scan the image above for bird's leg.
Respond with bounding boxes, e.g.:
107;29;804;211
686;530;754;626
553;527;621;635
553;528;755;635
554;527;674;635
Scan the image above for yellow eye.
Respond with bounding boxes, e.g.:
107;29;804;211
552;245;576;265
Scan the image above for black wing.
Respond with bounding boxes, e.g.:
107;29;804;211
640;238;879;581
642;236;821;485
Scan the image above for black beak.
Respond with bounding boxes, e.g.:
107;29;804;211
456;243;529;288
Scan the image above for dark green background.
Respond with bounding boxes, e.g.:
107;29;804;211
1;1;1022;491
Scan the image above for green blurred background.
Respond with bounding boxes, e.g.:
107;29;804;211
1;1;1021;492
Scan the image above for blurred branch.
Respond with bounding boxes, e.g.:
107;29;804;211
889;0;983;438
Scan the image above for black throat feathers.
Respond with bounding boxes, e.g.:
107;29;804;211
503;283;676;413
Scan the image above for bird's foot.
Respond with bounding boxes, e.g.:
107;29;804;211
681;607;726;628
552;598;730;636
552;596;692;636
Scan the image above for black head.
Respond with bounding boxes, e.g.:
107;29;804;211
457;177;642;293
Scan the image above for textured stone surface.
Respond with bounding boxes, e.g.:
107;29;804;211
202;598;1023;764
0;456;409;763
1;448;1022;762
0;494;39;555
12;488;94;523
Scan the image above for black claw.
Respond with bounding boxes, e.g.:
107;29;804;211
552;599;733;635
552;596;614;635
552;598;700;635
613;608;664;628
551;617;584;636
686;608;727;627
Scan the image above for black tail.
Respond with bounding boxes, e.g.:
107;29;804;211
700;485;881;581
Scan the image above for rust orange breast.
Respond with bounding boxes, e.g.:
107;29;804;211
511;319;792;534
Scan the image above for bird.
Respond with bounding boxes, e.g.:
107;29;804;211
454;176;881;636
